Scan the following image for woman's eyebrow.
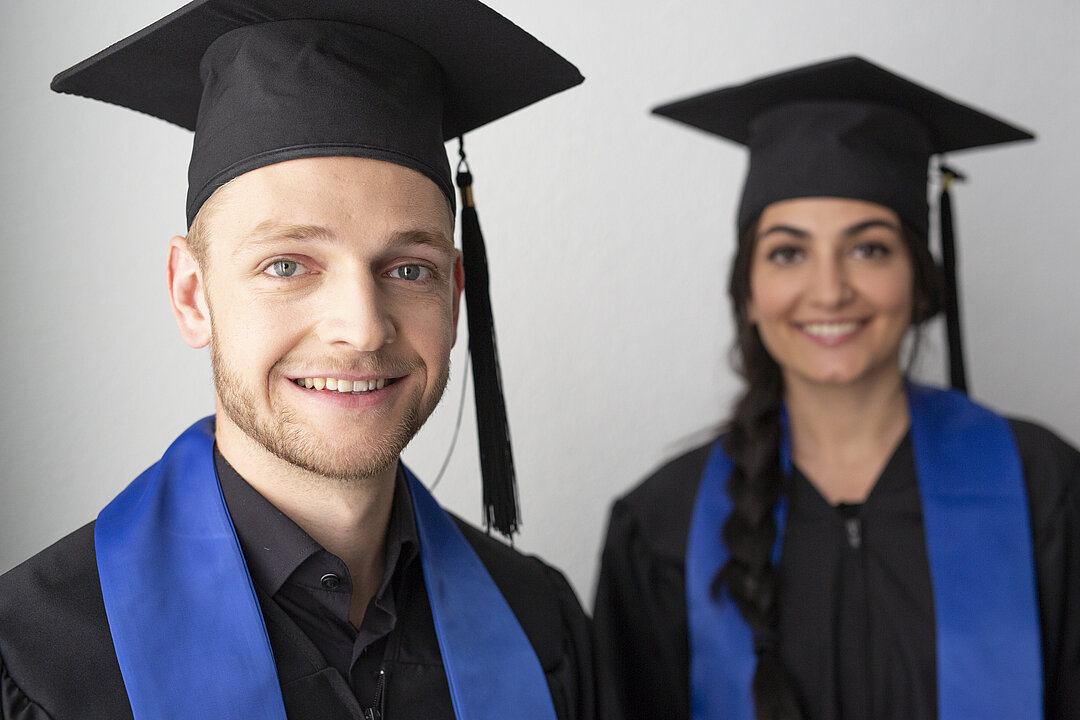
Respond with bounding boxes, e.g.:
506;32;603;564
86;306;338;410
757;224;810;241
843;218;901;237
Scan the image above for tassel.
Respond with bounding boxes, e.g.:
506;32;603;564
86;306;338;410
456;138;519;537
939;164;968;394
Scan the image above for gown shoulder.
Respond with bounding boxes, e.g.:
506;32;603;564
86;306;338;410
453;517;596;720
611;439;714;562
0;522;132;720
593;439;714;720
1007;418;1080;718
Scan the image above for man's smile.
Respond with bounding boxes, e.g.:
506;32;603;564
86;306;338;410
292;376;402;394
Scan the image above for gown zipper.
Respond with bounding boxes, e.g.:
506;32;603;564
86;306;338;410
363;667;387;720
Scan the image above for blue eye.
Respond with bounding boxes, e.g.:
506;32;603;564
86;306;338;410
265;259;306;277
390;264;430;281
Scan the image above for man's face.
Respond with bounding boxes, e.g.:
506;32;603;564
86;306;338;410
191;156;461;481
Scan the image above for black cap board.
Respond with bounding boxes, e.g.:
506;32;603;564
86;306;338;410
652;55;1033;237
52;0;584;536
52;0;583;226
652;56;1035;394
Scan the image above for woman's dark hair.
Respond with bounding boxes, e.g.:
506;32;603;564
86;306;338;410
717;217;943;719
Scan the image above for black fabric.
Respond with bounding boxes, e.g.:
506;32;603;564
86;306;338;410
740;100;932;237
215;448;419;708
651;56;1033;236
594;419;1080;720
780;435;935;720
0;476;595;720
49;0;584;226
187;20;451;222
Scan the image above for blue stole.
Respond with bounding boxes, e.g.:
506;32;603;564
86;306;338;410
95;417;557;720
686;384;1043;720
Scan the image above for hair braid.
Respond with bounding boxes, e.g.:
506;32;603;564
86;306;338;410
717;223;804;720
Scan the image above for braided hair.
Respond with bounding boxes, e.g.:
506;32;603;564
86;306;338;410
717;219;943;719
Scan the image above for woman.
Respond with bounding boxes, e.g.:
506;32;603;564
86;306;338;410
593;57;1079;720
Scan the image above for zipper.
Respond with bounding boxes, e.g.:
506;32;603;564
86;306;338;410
363;667;387;720
845;516;862;549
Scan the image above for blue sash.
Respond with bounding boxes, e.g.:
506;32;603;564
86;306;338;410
96;417;557;720
686;384;1043;720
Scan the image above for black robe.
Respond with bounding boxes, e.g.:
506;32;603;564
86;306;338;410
0;512;594;719
594;419;1080;720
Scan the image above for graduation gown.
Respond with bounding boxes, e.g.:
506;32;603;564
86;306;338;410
0;487;594;720
593;419;1080;720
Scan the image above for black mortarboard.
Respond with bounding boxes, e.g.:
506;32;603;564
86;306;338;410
652;56;1033;392
52;0;584;536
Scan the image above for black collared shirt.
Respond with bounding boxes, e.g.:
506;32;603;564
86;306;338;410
215;447;419;709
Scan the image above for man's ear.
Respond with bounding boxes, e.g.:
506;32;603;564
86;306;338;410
167;236;211;349
450;250;465;345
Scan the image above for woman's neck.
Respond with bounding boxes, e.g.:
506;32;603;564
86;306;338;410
783;372;910;504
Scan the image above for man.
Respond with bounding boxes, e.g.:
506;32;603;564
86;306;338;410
0;2;591;719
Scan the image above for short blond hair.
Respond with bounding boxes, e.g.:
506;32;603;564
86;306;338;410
184;180;235;270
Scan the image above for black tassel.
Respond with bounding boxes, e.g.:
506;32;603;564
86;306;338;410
939;164;968;394
456;138;519;537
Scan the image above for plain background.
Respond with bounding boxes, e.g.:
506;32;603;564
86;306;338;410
2;0;1078;606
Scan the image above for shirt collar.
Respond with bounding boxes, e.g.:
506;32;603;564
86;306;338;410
214;445;419;599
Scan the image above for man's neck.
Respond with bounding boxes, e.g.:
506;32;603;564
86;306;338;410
215;415;397;628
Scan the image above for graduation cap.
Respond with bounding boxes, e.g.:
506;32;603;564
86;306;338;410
52;0;584;536
652;56;1034;393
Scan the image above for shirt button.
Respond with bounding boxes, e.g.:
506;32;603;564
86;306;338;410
320;573;341;590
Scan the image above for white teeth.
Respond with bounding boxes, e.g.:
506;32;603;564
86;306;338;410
802;321;860;338
296;377;391;393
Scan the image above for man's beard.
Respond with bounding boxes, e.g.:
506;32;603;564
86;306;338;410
210;337;449;482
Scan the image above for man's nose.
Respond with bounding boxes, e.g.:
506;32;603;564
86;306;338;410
316;272;396;351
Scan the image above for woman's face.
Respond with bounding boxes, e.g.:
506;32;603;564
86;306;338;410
746;197;914;394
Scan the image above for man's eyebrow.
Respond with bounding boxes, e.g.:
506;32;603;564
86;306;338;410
232;224;455;258
389;229;456;255
233;222;333;258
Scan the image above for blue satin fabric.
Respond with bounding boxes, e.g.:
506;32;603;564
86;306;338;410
96;417;556;720
95;418;287;719
686;384;1042;720
405;466;558;720
906;384;1043;718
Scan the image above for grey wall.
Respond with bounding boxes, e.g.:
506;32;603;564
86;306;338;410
3;0;1078;605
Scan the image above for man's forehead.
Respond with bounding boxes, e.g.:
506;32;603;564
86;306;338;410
198;157;456;244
